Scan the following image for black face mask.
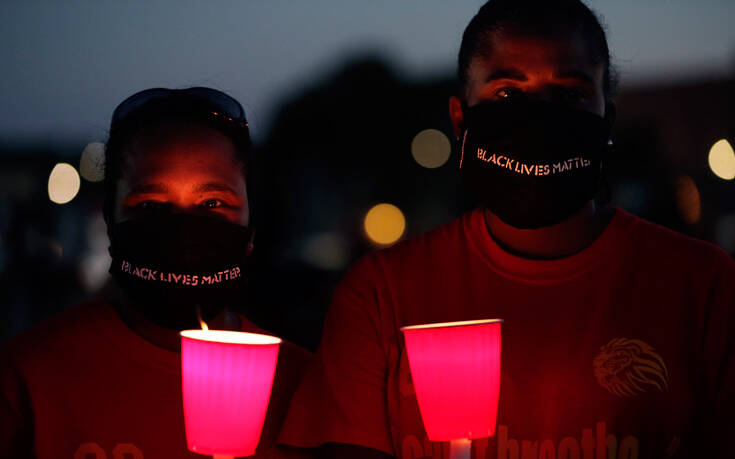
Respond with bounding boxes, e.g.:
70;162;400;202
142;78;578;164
108;213;252;329
459;99;610;229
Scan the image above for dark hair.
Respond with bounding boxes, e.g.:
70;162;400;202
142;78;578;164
458;0;619;103
103;92;255;227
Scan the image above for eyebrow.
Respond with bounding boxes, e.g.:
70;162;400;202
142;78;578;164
485;68;528;83
194;182;239;195
128;183;169;194
127;182;239;196
484;67;596;86
552;69;596;85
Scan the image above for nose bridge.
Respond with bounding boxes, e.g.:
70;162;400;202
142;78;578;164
162;192;189;214
524;81;556;103
172;202;209;217
170;203;190;214
516;66;556;102
164;192;200;216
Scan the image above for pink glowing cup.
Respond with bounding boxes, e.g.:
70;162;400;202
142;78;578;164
401;319;503;459
180;330;281;458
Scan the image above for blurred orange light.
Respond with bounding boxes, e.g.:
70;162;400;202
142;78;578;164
675;175;701;225
364;203;406;246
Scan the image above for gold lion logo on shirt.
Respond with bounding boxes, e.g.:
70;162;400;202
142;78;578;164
593;338;669;397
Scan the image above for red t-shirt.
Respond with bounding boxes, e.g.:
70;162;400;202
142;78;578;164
1;299;311;458
278;208;735;458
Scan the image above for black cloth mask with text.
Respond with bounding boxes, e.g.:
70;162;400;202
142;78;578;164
459;99;610;229
108;213;251;328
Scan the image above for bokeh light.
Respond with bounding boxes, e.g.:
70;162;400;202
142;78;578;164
301;232;349;271
364;203;406;246
47;163;81;204
674;175;701;224
611;179;651;216
714;214;735;253
708;139;735;180
79;142;106;182
79;213;112;293
411;129;451;169
48;239;63;261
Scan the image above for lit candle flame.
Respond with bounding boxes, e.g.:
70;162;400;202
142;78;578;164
196;306;209;331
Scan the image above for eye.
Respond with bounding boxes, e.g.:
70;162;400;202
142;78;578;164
134;201;168;212
201;199;225;209
494;87;524;100
561;87;588;102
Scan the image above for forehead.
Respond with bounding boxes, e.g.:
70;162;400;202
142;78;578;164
121;123;245;181
467;30;604;87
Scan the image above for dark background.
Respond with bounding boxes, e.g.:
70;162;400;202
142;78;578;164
1;2;734;350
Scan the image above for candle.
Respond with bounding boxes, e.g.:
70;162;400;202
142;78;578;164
401;319;503;459
180;329;281;458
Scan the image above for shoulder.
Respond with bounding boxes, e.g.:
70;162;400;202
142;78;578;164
621;209;733;272
1;299;116;388
236;315;313;380
278;339;313;378
346;211;475;282
382;211;473;260
2;299;112;361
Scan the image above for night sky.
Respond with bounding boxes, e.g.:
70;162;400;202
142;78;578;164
1;0;734;146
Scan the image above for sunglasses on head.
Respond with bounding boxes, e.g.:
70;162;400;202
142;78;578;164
111;87;248;129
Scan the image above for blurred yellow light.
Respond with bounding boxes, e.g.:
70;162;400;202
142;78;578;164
411;129;451;169
675;175;701;225
364;203;406;246
708;139;735;180
79;142;105;182
48;163;81;204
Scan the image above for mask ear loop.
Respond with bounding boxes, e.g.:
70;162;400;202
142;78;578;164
458;129;469;170
457;99;471;170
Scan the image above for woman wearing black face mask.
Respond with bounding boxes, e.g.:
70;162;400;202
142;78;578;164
1;88;311;459
277;2;735;458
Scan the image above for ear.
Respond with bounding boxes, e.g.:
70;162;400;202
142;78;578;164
246;230;255;256
449;96;465;140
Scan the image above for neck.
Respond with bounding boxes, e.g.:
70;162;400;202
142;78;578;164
484;201;614;260
113;298;242;352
